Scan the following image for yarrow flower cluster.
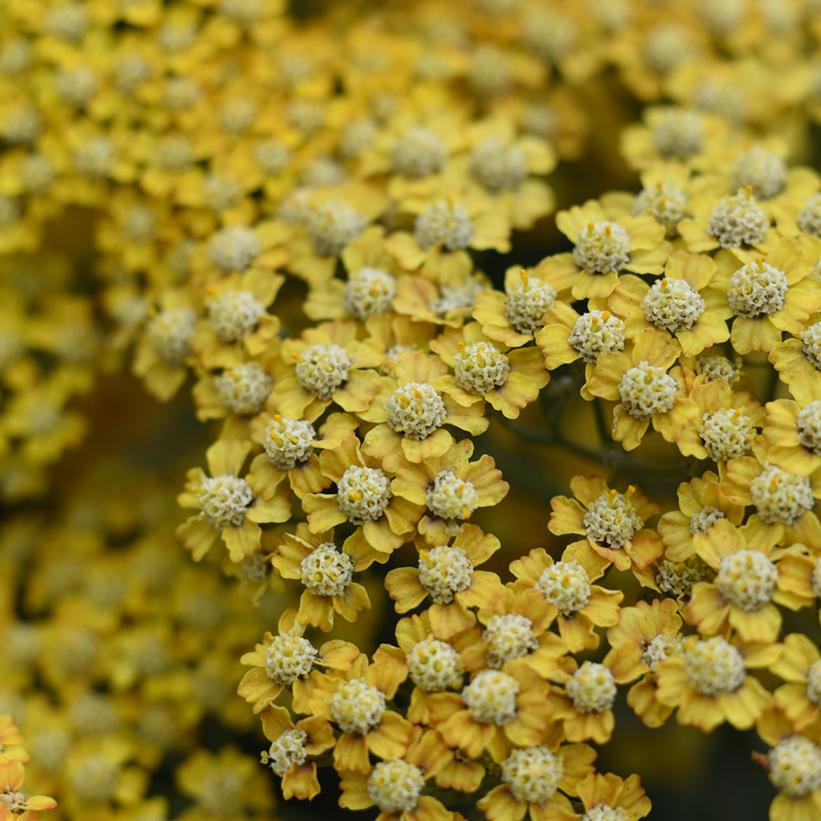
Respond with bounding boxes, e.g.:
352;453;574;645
3;1;821;821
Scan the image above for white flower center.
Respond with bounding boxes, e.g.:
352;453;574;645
454;341;510;394
307;201;366;256
392;127;446;177
768;737;821;798
690;505;725;534
572;221;631;275
618;361;678;419
641;634;681;672
656;557;711;598
418;545;473;604
566;662;617;713
696;355;739;383
367;760;425;813
642;278;705;333
337;466;391;525
264;417;315;469
299;542;353;597
633;182;688;232
700;409;755;461
802;322;821;370
462;670;519;725
728;260;787;318
651;108;703;160
407;638;464;692
501;746;563;804
682;636;745;695
425;470;479;521
797;193;821;237
295;343;352;399
584;807;629;821
750;465;814;525
470;138;528;192
716;550;777;611
796;400;821;455
197;475;254;528
505;277;557;333
344;267;396;319
429;280;484;317
806;660;821;705
264;633;318;683
414;201;474;251
386;383;448;440
148;308;196;364
331;678;386;735
568;310;625;362
209;226;261;273
484;614;537;668
583;491;643;549
536;560;591;615
708;190;769;248
731;148;787;200
262;729;308;776
215;363;272;415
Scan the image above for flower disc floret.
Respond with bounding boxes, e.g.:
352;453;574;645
633;183;688;231
501;747;563;804
802;322;821;370
651;109;703;160
197;475;254;528
454;341;510;394
716;550;777;610
804;660;821;705
731;148;787;200
505;278;556;333
536;560;591;615
209;226;260;273
392;127;446;177
300;542;353;597
618;361;678;420
148;308;196;364
307;201;366;256
796;401;821;455
414;202;474;251
470;139;528;192
462;670;519;725
697;355;739;383
425;470;480;521
690;505;725;533
566;661;617;713
484;614;537;668
330;678;386;735
750;466;814;525
264;633;318;683
344;267;396;319
682;636;745;695
261;729;308;776
700;409;755;461
708;190;769;248
430;281;484;316
386;383;448;440
264;417;315;469
568;311;626;362
812;559;821;598
797;194;821;237
583;808;629;821
295;343;352;399
727;260;787;318
337;466;392;525
642;278;706;333
768;737;821;798
215;363;272;415
418;545;473;604
583;491;643;549
367;760;425;813
572;221;631;275
656;557;711;598
641;634;681;672
407;639;464;692
207;290;266;343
